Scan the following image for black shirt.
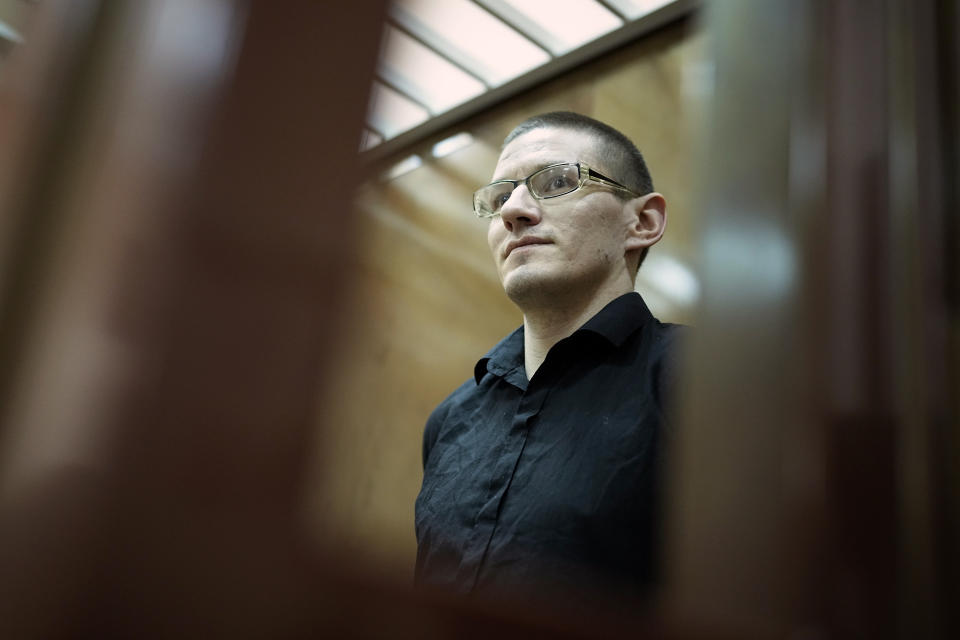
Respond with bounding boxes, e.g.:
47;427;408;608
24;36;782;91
414;292;684;605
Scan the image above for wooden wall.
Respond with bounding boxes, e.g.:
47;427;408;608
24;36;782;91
308;16;707;582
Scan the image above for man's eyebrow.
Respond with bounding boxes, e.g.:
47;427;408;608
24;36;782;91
492;159;572;182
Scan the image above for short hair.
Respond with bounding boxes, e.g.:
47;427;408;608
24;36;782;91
502;111;654;196
502;111;655;272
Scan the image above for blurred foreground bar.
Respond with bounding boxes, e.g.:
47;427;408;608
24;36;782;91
0;0;400;636
666;0;958;638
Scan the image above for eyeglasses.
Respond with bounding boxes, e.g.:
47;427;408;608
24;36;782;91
472;162;640;218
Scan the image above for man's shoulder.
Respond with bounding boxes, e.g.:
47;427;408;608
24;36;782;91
421;326;523;462
645;320;687;368
421;376;482;467
429;376;478;418
648;321;688;411
652;320;688;345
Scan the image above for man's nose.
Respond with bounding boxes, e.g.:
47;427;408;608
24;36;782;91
498;185;542;232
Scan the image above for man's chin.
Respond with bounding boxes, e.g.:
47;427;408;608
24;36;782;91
502;268;563;306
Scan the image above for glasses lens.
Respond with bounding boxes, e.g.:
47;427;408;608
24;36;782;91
475;182;514;217
530;163;581;198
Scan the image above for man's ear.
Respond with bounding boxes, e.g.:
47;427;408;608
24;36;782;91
624;192;667;252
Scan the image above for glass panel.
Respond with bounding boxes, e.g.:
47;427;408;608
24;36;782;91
384;154;423;180
603;0;676;21
380;25;486;113
394;0;550;87
367;82;430;140
492;0;622;55
431;132;474;158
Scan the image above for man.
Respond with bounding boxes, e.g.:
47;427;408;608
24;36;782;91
414;112;683;608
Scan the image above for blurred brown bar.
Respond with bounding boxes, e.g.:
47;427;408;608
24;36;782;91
664;1;958;639
0;0;393;635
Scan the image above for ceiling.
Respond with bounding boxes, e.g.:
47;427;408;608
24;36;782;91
364;0;694;158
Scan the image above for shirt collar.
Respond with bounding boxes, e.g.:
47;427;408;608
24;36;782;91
577;291;654;348
473;292;654;385
474;326;526;386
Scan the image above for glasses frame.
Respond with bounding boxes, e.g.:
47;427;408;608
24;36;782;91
473;162;641;218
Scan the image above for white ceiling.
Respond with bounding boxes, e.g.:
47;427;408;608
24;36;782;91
364;0;694;157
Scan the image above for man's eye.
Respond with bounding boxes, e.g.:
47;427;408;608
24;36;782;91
495;191;512;208
539;173;575;194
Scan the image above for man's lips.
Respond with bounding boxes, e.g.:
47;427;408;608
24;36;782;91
504;237;551;257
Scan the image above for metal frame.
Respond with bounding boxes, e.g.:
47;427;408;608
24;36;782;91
363;0;698;162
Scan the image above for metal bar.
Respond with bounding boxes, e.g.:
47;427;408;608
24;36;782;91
373;71;434;116
364;123;387;142
594;0;630;22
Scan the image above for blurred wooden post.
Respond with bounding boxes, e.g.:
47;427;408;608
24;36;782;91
665;1;958;638
0;0;386;635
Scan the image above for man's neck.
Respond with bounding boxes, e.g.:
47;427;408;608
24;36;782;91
521;285;633;379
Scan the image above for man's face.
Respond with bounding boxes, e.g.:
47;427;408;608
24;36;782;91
487;127;638;307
